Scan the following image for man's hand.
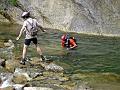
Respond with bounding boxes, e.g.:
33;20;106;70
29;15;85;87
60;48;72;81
42;30;46;32
16;37;20;41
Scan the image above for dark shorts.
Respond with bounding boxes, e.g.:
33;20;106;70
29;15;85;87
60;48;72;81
25;38;37;46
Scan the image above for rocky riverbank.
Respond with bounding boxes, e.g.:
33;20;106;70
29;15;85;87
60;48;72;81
0;40;92;90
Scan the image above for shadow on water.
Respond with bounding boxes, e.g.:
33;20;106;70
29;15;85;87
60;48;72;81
1;24;120;89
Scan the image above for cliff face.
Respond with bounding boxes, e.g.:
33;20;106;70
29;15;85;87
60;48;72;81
0;0;120;36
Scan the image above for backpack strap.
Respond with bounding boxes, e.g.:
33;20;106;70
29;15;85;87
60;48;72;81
25;19;34;34
27;19;34;28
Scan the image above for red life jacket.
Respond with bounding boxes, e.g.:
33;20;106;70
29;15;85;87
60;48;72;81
61;34;66;47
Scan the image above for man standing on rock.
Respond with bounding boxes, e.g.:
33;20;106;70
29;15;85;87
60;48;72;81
16;12;46;65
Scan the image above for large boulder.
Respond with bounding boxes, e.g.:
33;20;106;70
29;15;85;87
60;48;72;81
5;60;16;73
12;68;32;84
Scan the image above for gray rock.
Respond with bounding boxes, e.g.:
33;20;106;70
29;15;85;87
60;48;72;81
40;62;64;72
24;87;53;90
13;84;27;90
0;73;13;89
0;86;14;90
0;59;6;67
75;83;93;90
4;39;14;48
13;68;32;84
5;60;16;72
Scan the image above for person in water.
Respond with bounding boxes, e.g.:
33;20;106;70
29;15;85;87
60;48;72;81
61;34;77;50
16;12;46;65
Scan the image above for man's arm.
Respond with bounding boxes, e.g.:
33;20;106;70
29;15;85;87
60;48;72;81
69;39;77;49
16;26;25;40
36;20;46;32
38;25;45;32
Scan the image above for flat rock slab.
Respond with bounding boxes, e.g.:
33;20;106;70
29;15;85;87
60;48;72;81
40;62;64;72
24;87;53;90
0;86;14;90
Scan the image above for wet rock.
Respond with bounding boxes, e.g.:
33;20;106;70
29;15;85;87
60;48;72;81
43;71;69;85
28;57;64;72
13;68;32;84
75;84;93;90
0;59;6;67
29;57;43;66
12;73;29;84
0;14;10;23
59;81;76;90
4;39;14;49
58;76;69;82
24;87;53;90
24;66;43;79
5;60;16;73
0;86;14;90
13;84;30;90
0;73;13;89
0;73;13;81
0;41;5;48
0;73;29;90
40;62;64;72
43;71;64;77
31;72;43;79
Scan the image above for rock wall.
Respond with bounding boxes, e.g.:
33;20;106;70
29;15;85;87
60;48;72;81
0;0;120;36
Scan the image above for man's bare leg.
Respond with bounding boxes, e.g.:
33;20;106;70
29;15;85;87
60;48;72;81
20;44;28;65
35;44;45;61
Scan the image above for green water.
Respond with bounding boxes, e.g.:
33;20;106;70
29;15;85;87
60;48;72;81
40;29;120;75
1;24;120;89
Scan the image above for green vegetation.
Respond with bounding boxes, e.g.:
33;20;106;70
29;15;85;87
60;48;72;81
9;0;18;6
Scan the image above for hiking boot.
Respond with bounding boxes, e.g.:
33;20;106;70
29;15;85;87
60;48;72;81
40;55;45;61
20;59;26;65
25;57;31;62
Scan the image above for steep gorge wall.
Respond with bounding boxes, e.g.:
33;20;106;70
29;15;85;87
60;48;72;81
0;0;120;36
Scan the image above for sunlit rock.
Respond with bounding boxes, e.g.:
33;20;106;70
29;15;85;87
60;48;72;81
5;60;16;73
13;84;29;90
40;62;64;72
0;73;13;89
24;87;53;90
75;83;93;90
13;68;32;84
0;86;14;90
4;40;14;49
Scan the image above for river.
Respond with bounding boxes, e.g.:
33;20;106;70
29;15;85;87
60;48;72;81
0;24;120;90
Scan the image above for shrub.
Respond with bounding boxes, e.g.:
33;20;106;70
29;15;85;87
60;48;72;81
9;0;18;6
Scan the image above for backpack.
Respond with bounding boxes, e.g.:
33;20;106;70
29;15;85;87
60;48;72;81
65;36;77;48
26;19;38;36
64;34;70;48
